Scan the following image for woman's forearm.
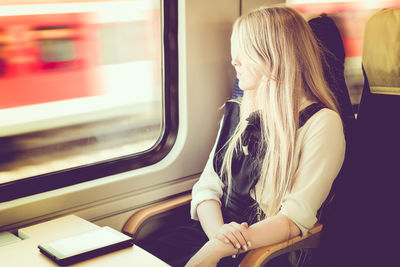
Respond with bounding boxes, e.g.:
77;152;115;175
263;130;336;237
197;201;300;249
189;211;302;264
247;213;300;249
196;199;224;239
207;213;301;261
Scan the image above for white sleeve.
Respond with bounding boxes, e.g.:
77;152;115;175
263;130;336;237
190;120;225;221
279;110;346;236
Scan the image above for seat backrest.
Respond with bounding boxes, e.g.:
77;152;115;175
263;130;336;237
351;8;400;267
357;8;400;145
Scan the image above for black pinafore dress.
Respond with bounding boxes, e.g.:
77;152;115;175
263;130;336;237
214;101;325;226
139;101;326;267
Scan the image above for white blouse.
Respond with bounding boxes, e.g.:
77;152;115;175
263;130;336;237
190;108;346;236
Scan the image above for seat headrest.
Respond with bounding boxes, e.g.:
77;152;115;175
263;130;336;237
363;8;400;95
308;14;346;64
308;14;355;130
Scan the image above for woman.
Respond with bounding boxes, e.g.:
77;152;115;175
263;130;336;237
141;6;345;267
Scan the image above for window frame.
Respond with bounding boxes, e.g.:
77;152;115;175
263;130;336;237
0;0;178;202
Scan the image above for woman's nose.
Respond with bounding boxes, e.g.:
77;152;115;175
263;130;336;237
231;57;241;67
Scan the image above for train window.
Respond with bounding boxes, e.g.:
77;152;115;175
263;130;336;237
289;0;400;112
0;0;178;201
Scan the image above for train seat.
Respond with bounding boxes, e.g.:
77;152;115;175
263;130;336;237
122;13;352;267
349;8;400;267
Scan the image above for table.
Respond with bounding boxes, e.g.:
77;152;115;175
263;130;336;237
0;215;170;267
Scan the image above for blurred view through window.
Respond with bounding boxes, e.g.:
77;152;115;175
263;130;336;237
0;0;162;184
288;0;400;112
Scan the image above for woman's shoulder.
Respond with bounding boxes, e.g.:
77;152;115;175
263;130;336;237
311;108;342;124
300;107;344;139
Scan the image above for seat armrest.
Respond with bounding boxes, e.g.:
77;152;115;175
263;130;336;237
123;193;192;236
240;223;323;267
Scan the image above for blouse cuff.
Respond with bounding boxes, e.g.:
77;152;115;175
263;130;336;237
190;193;222;221
279;200;317;237
190;176;223;220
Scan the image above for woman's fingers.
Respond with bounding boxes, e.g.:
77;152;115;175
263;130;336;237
223;228;242;249
229;223;250;250
214;232;230;244
239;222;251;247
211;222;252;251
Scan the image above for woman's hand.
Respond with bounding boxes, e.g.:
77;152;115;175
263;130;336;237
211;222;251;251
185;239;234;267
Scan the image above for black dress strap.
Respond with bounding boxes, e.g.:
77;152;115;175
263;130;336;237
213;101;240;175
299;103;326;128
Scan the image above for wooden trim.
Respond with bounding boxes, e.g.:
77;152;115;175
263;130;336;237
240;223;323;267
122;193;192;235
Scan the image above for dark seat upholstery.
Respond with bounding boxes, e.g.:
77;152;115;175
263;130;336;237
232;78;243;99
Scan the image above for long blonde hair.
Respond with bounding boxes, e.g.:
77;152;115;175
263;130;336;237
222;7;339;218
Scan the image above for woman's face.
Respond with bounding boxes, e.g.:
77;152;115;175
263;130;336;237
231;52;261;91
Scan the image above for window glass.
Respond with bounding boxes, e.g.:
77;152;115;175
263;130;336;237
0;1;164;187
288;0;400;113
